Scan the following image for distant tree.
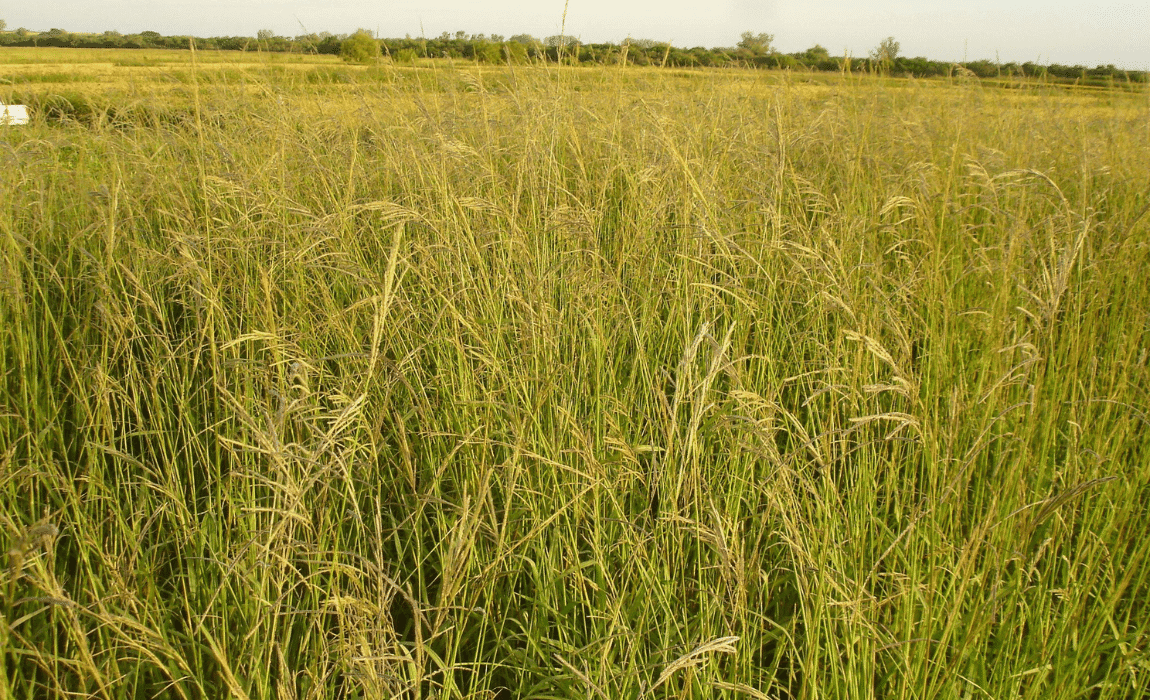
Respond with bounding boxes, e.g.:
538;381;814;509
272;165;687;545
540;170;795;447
803;44;830;62
508;34;539;45
340;30;380;63
316;33;343;55
490;34;504;43
454;30;467;41
738;31;774;54
257;29;276;41
872;36;900;70
0;20;7;32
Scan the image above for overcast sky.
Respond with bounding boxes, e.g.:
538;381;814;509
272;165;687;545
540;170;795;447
2;1;1146;69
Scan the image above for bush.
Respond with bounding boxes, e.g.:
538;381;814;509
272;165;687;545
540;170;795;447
964;60;998;79
469;40;501;64
503;41;529;64
340;30;379;64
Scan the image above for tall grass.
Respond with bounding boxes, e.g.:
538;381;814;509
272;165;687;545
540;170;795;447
1;62;1148;699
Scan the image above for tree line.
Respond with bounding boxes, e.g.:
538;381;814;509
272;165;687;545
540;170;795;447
0;24;1144;86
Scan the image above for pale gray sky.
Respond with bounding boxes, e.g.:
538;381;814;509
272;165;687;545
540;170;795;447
1;1;1146;69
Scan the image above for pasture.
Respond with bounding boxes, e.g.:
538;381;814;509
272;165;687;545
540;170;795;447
2;46;1149;699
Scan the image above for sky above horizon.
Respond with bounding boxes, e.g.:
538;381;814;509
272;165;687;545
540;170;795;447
1;1;1146;69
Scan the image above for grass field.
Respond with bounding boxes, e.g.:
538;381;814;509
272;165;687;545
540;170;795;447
2;47;1149;699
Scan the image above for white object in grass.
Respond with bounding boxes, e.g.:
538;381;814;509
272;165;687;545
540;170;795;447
1;103;29;125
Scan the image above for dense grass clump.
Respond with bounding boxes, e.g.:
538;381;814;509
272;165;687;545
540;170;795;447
2;55;1149;699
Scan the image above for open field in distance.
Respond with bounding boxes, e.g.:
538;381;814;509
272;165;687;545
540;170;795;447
2;47;1149;699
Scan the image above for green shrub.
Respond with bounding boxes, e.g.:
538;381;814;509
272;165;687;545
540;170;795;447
503;41;528;64
470;40;501;64
339;30;379;64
